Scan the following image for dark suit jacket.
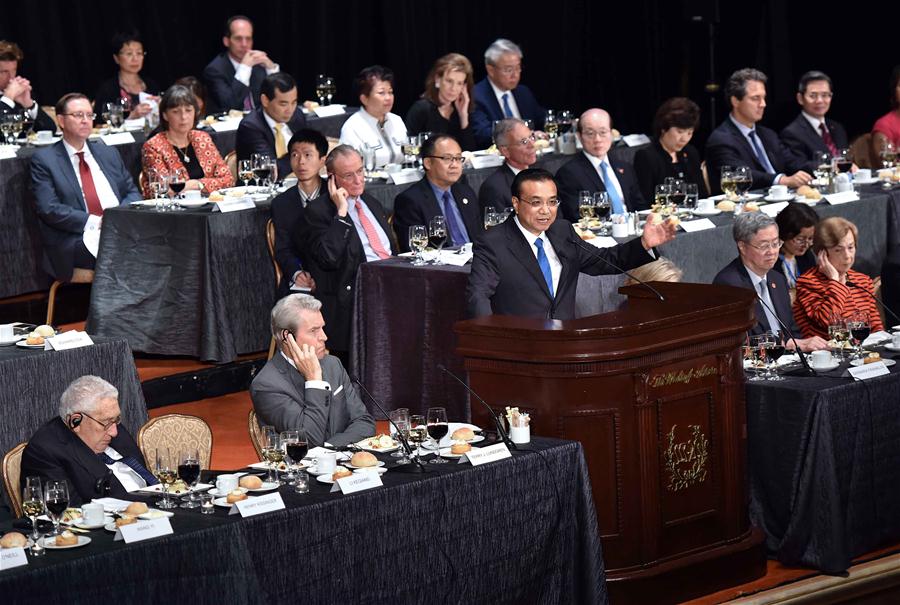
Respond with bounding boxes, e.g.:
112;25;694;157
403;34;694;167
271;180;325;297
471;78;545;149
20;417;152;507
296;194;398;352
556;151;648;221
236;106;308;180
30;139;142;280
773;250;816;284
633;139;709;202
712;257;801;337
466;215;655;319
392;177;482;252
780;113;849;172
202;52;267;114
478;163;517;212
0;98;56;133
705;117;802;195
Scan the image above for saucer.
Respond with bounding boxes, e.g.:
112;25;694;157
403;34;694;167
809;360;840;372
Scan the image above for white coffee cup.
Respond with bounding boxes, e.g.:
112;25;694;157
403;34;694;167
892;333;900;348
81;502;105;525
611;222;629;238
0;324;14;340
317;452;337;474
215;473;238;493
697;198;714;212
769;185;788;198
36;130;53;142
182;189;201;200
855;168;871;181
810;350;832;367
509;425;531;444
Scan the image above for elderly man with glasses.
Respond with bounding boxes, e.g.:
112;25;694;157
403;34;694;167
30;92;141;281
713;212;829;351
21;375;158;506
392;134;482;252
466;168;673;319
478;118;538;213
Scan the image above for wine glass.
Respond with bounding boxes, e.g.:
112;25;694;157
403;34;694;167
832;149;852;174
653;184;671;214
544;110;559;139
719;166;735;200
362;142;377;178
266;155;278;192
409;225;428;266
238;159;254;187
578;191;596;230
881;141;897;170
847;310;871;362
22;477;44;542
154;448;178;509
106;102;124;130
315;75;336;106
284;429;309;484
428;215;447;265
813;151;832;182
401;136;420;169
262;426;283;484
389;408;410;462
169;166;187;202
683;183;699;214
733;166;752;202
408;414;427;459
827;315;849;361
484;207;501;230
178;448;202;509
557;110;574;135
765;330;786;381
426;407;449;464
593;191;610;235
744;337;763;381
252;153;272;188
43;480;69;537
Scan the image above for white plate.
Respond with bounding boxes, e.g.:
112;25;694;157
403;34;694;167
207;487;249;497
247;481;280;493
343;460;385;470
711;193;764;201
437;447;470;459
40;535;91;549
809;360;840;372
73;516;113;530
16;340;46;349
764;194;799;202
422;434;485;450
0;334;24;346
138;509;174;520
213;496;254;508
352;467;387;475
883;343;900;352
316;475;337;484
176;199;209;208
850;358;896;367
692;208;722;216
853;177;880;185
354;436;400;453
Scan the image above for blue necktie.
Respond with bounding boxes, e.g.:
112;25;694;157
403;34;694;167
98;452;159;486
501;93;513;118
600;162;625;214
748;130;776;174
442;191;469;246
534;238;554;297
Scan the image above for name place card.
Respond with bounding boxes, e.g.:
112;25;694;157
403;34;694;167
214;198;256;213
100;132;136;146
469;154;505;170
230;492;286;517
848;362;890;381
824;191;859;205
209;119;241;133
461;443;512;466
313;104;346;118
0;547;28;570
115;517;173;543
759;201;789;217
622;133;651;147
331;472;383;494
47;330;94;351
587;236;619;249
389;170;421;185
679;218;716;233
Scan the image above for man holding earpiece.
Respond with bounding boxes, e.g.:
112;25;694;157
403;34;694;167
21;375;157;506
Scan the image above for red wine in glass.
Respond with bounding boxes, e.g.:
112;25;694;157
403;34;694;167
169;180;186;195
835;159;852;173
286;441;308;462
46;497;68;516
427;423;448;442
177;463;200;485
851;325;870;344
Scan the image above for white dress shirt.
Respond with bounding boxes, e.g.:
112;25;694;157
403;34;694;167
514;215;561;294
581;150;627;211
63;139;121;233
228;55;279;87
102;446;147;492
263;109;293;159
1;95;39;121
801;111;829;138
280;351;330;391
489;79;521;119
339;109;408;167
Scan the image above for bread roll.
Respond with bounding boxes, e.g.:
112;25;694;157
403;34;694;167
332;468;352;481
451;442;472;455
716;200;735;212
350;451;377;467
666;215;681;227
55;530;77;546
744;202;759;212
26;335;44;345
0;531;27;548
451;427;475;441
115;516;137;527
226;490;248;504
35;324;55;337
864;352;882;364
239;475;263;489
125;502;149;516
208;191;224;202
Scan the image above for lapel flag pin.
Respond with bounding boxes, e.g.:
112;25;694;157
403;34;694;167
770;282;776;289
462;198;469;205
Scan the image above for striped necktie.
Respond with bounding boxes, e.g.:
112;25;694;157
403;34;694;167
98;452;159;486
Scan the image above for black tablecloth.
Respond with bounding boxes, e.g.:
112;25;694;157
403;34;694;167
0;338;147;510
746;349;900;573
0;437;607;605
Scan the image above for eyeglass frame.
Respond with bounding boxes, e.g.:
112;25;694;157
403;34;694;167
745;239;784;252
60;112;97;121
424;155;465;165
79;411;121;432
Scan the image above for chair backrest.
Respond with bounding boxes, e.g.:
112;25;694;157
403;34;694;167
2;442;27;518
138;414;213;469
225;150;237;182
265;218;281;360
849;133;875;169
248;410;266;461
700;160;711;196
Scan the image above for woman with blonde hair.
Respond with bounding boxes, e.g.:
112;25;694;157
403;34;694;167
624;257;683;286
405;53;476;150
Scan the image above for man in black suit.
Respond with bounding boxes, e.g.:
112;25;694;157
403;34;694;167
471;38;545;149
0;40;56;132
705;68;811;195
780;70;849;173
556;108;648;222
713;213;827;351
21;376;157;507
479;118;537;212
466;169;675;319
297;145;398;359
202;15;280;115
392;134;482;252
236;72;307;182
270;129;328;298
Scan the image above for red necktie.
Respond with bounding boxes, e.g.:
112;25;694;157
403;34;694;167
76;152;104;216
354;199;391;260
819;122;838;156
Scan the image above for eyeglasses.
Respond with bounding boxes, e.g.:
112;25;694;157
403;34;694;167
118;51;147;59
425;155;464;165
790;236;814;246
495;65;522;76
580;129;612;139
804;92;833;100
61;112;96;121
502;134;536;147
81;411;121;432
337;167;366;180
746;240;783;252
518;199;560;208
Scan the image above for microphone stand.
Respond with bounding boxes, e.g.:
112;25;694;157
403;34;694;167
568;235;666;302
847;279;900;326
437;364;517;451
350;376;427;474
754;291;816;376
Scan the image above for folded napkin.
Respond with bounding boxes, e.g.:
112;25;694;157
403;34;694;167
863;331;892;347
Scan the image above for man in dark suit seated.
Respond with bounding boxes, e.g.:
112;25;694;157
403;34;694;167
705;68;811;195
392;134;482;252
479;118;537;212
30;93;142;281
556;108;648;222
296;145;398;362
21;376;158;506
466;168;675;319
250;294;375;447
471;38;545;149
202;15;280;115
270;129;328;298
0;40;56;132
713;212;828;352
780;70;849;173
236;72;307;181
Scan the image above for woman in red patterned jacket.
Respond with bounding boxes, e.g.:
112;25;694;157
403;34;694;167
793;217;883;338
140;84;233;197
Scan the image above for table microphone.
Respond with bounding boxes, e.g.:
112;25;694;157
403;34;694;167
349;376;427;473
436;364;517;451
846;279;900;325
567;235;666;302
753;291;816;376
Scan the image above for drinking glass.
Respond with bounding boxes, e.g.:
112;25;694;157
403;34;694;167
881;141;897;170
832;149;852;174
262;426;283;484
43;480;69;537
428;215;447;264
744;337;764;381
847;310;871;361
544;110;559;139
178;448;202;508
238;159;254;187
593;191;610;235
362;142;377;177
828;315;849;360
252;153;272;187
293;470;310;494
733;166;752;202
283;430;309;485
813;152;832;181
665;177;686;207
426;407;449;464
154;448;178;509
106;102;124;130
409;225;428;266
719;166;736;200
557;110;574;134
315;75;336;106
169;166;188;202
653;184;672;214
684;183;699;215
389;408;410;463
401;136;420;169
484;207;501;230
22;477;44;542
763;330;786;381
408;414;427;459
578;191;596;230
755;332;774;380
266;156;278;192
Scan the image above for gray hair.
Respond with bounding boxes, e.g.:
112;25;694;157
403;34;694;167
492;118;526;146
733;212;777;243
59;375;118;420
725;68;767;102
271;293;323;338
484;38;523;66
325;144;363;174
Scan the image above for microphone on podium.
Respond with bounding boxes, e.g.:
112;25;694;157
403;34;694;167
752;290;816;376
846;279;900;325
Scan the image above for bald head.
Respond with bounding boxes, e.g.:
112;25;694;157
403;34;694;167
577;109;613;158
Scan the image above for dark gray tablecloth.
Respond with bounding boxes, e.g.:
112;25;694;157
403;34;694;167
0;437;607;605
0;337;146;511
746;348;900;573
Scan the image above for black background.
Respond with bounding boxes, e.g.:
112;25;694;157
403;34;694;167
2;0;895;150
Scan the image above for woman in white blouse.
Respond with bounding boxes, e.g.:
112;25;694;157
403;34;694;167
339;65;408;168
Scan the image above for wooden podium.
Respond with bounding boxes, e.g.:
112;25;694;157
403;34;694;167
455;283;767;604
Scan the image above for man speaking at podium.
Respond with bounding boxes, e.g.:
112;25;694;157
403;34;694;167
466;168;676;319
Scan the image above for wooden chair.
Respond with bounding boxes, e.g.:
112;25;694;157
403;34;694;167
265;219;281;360
700;160;711;196
46;268;95;325
849;133;875;169
247;410;266;461
225;150;237;182
2;442;27;518
138;414;213;470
